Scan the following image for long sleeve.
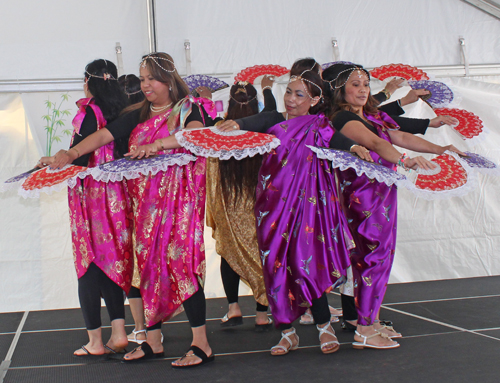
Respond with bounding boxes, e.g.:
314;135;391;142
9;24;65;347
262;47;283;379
378;101;404;116
262;89;277;112
235;111;284;133
391;116;430;135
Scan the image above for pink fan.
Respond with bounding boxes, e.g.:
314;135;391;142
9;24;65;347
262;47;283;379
234;65;290;84
370;64;429;81
175;127;280;160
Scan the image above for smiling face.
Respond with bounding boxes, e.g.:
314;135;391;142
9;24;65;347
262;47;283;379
139;66;172;107
283;79;319;118
343;71;370;112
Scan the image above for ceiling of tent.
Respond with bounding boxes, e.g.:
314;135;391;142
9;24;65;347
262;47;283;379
0;0;499;91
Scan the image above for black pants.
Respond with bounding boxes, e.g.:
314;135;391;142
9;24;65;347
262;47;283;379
341;293;358;321
78;262;125;330
127;286;141;299
279;292;330;331
220;257;268;312
147;283;207;331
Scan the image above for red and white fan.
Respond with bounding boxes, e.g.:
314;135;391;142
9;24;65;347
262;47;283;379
400;151;477;200
370;63;429;81
434;107;487;143
19;165;90;198
175;127;280;160
234;64;290;84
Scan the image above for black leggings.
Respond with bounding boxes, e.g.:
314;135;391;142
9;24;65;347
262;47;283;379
279;292;330;331
78;262;125;330
341;293;358;321
147;283;207;331
220;257;268;312
127;286;142;299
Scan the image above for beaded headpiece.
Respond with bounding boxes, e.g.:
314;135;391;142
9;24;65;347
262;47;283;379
85;71;117;82
230;81;256;105
289;68;323;101
140;54;176;73
323;64;370;90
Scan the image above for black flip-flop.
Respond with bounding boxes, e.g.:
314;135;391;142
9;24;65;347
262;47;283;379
220;313;243;327
255;317;274;332
122;342;164;363
171;345;215;369
73;345;107;359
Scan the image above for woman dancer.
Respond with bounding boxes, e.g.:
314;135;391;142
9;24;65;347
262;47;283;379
206;81;274;330
322;63;463;349
218;61;371;355
40;59;132;356
46;52;214;368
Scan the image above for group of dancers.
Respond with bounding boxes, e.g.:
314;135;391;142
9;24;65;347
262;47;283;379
39;52;463;367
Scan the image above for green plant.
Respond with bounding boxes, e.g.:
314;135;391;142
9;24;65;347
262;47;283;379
42;93;72;156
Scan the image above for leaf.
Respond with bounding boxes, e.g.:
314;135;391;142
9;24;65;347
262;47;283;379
45;100;53;108
52;136;62;143
61;93;70;102
55;120;65;126
42;115;51;122
62;129;72;135
54;110;60;117
62;110;71;116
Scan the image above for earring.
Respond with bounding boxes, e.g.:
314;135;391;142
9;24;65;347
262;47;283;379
169;86;172;91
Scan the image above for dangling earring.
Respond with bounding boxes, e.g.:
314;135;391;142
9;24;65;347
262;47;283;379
169;86;172;91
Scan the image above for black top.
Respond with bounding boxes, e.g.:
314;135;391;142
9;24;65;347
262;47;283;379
105;103;209;141
71;108;96;167
262;88;277;112
235;111;358;151
378;101;430;135
332;110;379;135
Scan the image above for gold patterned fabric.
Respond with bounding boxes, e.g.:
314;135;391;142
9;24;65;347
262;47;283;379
206;158;268;306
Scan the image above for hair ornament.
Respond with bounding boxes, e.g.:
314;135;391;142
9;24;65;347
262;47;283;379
289;69;323;101
85;71;117;81
140;54;176;73
324;66;370;90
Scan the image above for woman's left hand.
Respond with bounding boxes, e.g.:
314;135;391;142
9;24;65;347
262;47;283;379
429;115;459;128
126;143;159;159
350;145;374;162
37;156;54;168
196;86;212;99
405;156;437;171
439;144;466;157
217;120;240;132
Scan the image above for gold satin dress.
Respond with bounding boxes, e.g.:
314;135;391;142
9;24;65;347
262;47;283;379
205;158;268;306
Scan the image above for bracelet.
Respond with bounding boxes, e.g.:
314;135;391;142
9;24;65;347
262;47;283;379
380;89;391;100
70;147;80;158
262;86;272;91
159;139;165;151
397;153;410;171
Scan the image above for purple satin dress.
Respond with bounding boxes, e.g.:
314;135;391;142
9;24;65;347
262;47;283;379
255;114;354;326
338;111;399;326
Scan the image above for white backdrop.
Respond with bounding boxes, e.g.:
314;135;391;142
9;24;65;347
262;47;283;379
0;0;499;313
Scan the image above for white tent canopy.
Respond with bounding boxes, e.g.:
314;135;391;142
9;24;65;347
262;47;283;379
1;0;499;313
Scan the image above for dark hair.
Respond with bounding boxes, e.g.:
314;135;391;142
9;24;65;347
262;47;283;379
290;57;322;77
322;64;378;120
84;59;128;123
118;74;145;105
124;52;190;123
287;59;328;116
226;82;259;120
219;82;262;205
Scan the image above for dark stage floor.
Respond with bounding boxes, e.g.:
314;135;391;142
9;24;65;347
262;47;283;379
1;276;499;383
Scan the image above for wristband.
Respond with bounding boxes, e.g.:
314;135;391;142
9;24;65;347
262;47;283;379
397;153;410;171
262;86;272;91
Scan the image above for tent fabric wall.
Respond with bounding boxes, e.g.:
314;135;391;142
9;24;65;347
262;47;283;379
0;0;499;313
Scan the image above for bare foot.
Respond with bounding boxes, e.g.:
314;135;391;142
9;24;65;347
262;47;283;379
255;311;270;325
171;345;212;367
74;343;105;356
374;323;402;338
317;323;339;354
271;328;299;356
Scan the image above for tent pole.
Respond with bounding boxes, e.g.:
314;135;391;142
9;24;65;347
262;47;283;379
147;0;158;53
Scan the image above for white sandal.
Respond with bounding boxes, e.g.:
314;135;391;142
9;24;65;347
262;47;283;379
127;329;147;344
300;306;341;325
316;324;340;354
352;330;400;350
375;323;402;338
270;327;299;356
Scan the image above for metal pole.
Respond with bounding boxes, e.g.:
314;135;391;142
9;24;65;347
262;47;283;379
147;0;158;53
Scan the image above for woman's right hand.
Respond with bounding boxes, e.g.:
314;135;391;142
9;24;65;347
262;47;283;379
261;75;275;89
36;156;54;168
217;120;240;132
48;149;77;169
405;156;437;171
429;115;459;128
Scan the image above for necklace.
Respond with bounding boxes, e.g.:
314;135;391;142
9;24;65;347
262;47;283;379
150;102;173;113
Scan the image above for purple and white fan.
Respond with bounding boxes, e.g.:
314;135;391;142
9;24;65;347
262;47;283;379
1;168;38;192
408;80;454;108
459;152;500;176
307;146;407;187
90;153;197;182
183;75;229;93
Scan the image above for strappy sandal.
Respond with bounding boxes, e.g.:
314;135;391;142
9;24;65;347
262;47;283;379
127;328;147;344
220;313;243;327
270;327;299;356
316;324;340;354
300;306;341;325
375;323;402;338
352;330;400;350
171;345;215;368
